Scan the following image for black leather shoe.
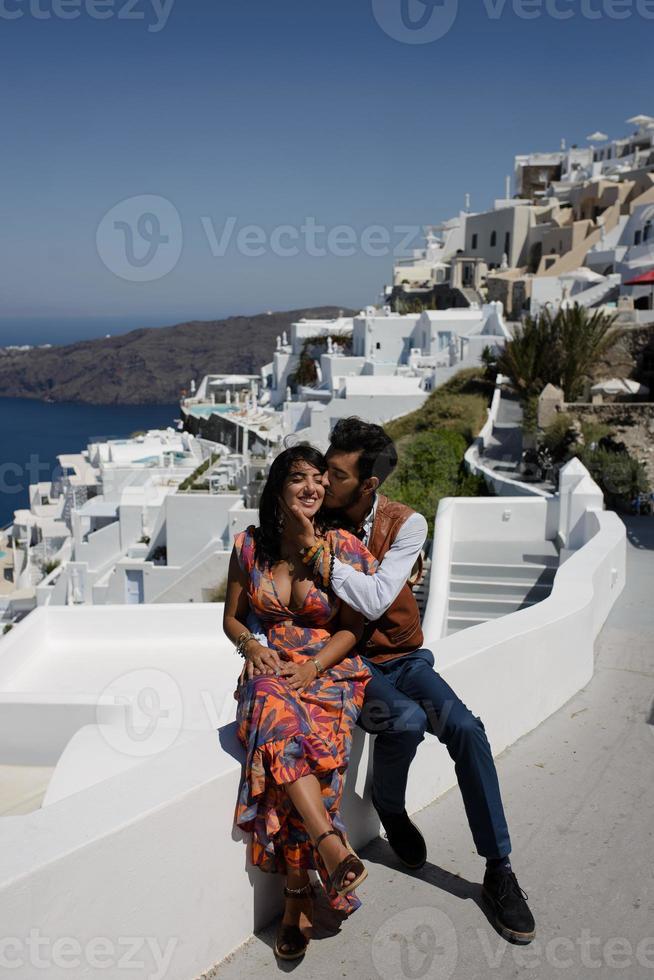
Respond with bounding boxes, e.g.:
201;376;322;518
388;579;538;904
482;868;536;944
372;794;427;869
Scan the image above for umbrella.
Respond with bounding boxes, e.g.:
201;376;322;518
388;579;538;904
627;114;654;128
625;268;654;285
591;377;649;396
560;267;605;283
211;375;252;386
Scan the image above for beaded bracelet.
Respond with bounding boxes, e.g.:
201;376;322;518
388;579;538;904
235;630;255;658
321;545;331;589
310;544;324;571
301;541;322;565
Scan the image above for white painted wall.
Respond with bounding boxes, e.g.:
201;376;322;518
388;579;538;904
164;493;237;567
0;474;625;977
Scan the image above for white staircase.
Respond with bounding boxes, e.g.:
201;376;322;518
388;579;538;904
446;540;558;635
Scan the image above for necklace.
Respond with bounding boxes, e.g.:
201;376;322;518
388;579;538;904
280;553;298;573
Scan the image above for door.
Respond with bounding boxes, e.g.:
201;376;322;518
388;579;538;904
125;569;144;604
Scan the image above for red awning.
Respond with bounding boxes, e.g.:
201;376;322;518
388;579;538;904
625;268;654;285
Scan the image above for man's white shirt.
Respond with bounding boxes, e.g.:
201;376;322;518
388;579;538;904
330;494;428;621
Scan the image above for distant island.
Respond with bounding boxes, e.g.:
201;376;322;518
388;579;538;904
0;307;352;405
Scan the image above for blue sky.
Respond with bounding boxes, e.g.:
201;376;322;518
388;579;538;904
1;0;652;342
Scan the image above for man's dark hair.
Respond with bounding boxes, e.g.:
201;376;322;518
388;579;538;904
328;417;398;485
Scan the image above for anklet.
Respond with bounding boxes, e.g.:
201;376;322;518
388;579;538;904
284;883;312;897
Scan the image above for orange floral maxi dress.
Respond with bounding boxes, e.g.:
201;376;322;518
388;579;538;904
233;525;377;915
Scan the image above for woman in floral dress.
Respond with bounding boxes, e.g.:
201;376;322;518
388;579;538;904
223;444;378;959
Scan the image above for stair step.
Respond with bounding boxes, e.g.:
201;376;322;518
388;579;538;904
449;578;552;599
450;562;557;583
448;596;538;617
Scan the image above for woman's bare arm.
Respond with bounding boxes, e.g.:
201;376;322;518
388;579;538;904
223;547;283;675
279;599;365;690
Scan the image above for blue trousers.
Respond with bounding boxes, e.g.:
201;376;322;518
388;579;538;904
359;648;511;860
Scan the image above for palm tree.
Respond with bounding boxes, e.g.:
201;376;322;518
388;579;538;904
554;305;619;401
497;304;620;402
496;313;558;398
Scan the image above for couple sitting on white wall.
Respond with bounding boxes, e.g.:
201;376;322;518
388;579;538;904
223;417;535;961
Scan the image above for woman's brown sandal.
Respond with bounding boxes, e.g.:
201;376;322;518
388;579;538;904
313;828;368;896
274;882;312;961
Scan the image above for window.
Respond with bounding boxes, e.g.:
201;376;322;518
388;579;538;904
504;232;511;256
635;231;642;246
645;222;652;243
376;342;381;350
471;234;478;250
490;231;497;247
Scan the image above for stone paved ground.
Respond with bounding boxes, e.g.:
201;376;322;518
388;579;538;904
205;515;654;980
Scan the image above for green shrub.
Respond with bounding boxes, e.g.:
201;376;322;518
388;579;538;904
179;452;219;491
580;419;612;447
541;412;578;462
385;430;489;535
577;446;650;511
386;379;488;443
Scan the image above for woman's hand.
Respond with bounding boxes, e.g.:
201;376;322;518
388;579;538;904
244;641;284;677
279;497;317;551
279;660;318;692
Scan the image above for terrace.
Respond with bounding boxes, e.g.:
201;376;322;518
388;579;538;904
0;456;626;978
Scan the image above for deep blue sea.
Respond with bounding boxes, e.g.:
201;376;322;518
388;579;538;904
0;398;179;528
0;316;189;347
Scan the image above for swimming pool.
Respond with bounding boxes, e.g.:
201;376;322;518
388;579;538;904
186;405;238;418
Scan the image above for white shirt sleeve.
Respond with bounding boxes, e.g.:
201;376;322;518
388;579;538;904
330;512;428;620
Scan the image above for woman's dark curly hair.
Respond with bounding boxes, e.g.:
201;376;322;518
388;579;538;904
253;443;328;567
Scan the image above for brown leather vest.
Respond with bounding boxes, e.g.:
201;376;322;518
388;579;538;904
361;494;424;663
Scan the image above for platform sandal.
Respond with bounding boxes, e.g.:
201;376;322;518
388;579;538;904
273;882;313;961
313;828;368;896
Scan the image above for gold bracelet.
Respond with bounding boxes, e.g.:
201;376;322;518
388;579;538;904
235;630;256;658
313;657;324;675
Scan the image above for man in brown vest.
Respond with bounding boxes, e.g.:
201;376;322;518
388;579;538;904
288;417;535;944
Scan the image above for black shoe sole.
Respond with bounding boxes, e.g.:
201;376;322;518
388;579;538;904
481;888;536;945
380;828;427;869
372;796;428;870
